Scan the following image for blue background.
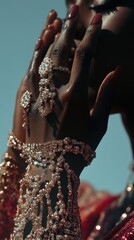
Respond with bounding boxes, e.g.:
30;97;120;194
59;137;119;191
0;1;132;194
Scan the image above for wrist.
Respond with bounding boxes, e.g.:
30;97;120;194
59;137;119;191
11;137;96;239
7;131;27;170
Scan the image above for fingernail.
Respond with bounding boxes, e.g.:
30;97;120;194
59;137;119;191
49;9;55;14
91;14;102;25
68;5;79;19
35;38;42;51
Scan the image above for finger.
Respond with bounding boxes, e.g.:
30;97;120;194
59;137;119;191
54;33;61;43
53;18;62;34
28;18;62;98
51;38;75;69
49;4;79;67
35;19;62;65
87;67;122;150
67;14;102;96
33;10;57;52
91;67;122;123
45;10;57;28
28;27;57;98
39;10;57;39
27;11;60;77
33;18;62;71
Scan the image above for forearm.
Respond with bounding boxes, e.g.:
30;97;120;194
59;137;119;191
10;138;95;239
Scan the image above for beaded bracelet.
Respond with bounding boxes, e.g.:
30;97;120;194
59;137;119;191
11;138;96;239
21;137;96;166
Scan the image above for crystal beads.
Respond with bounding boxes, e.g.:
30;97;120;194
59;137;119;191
38;57;70;117
10;138;95;239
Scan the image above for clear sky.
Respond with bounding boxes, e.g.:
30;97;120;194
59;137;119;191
0;0;132;194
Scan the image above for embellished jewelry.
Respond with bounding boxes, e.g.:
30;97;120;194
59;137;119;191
7;131;23;151
10;138;95;239
38;57;70;117
20;90;33;128
21;137;95;166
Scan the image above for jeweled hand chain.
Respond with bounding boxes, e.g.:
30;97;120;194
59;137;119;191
38;57;70;117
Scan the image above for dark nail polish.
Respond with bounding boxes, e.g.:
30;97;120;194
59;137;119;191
68;5;79;19
49;9;55;14
91;14;102;25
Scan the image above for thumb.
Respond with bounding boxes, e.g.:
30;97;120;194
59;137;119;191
91;66;122;121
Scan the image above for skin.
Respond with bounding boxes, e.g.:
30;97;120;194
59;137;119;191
7;2;134;177
5;5;134;236
26;11;117;176
7;8;120;178
66;0;134;113
7;11;62;163
5;10;121;235
8;1;134;165
0;2;132;238
8;0;134;166
66;0;134;159
64;2;134;237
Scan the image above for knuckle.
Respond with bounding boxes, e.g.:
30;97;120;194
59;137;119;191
51;21;72;58
62;20;76;36
62;21;70;32
51;42;67;58
52;43;62;56
86;26;97;36
83;25;100;49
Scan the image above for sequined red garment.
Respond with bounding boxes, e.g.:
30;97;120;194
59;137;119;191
78;182;118;240
104;211;134;240
79;183;134;240
0;153;26;240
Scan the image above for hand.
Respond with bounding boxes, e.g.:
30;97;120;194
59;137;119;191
24;7;119;175
12;10;62;142
8;8;122;239
8;10;62;160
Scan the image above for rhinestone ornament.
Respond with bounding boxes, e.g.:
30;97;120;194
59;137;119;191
7;131;23;151
20;90;32;128
10;138;95;239
38;57;70;117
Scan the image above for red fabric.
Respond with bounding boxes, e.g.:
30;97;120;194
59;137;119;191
104;211;134;239
78;182;118;240
0;157;26;240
